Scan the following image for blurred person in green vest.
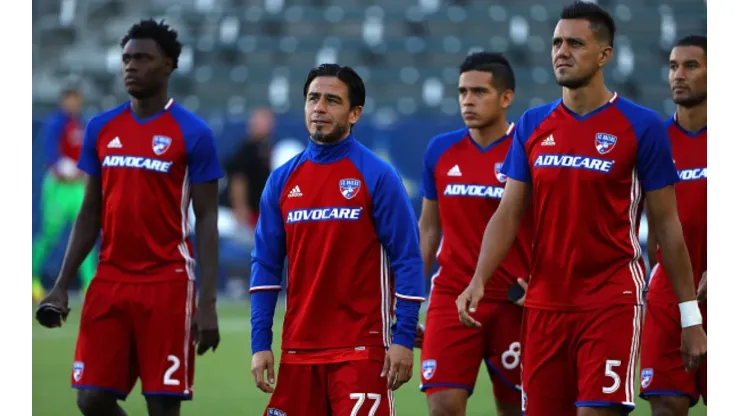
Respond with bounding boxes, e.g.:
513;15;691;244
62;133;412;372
32;86;97;302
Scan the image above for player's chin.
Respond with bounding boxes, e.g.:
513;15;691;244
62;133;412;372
125;86;150;99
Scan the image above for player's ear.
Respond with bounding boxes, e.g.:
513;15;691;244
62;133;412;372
598;45;613;68
499;90;514;110
348;105;363;125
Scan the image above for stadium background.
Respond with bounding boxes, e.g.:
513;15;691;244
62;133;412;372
32;0;708;414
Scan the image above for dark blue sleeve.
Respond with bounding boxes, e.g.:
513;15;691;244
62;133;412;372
42;114;65;167
636;115;680;192
371;167;425;350
421;141;438;200
186;128;224;184
249;171;287;354
500;119;532;183
76;117;103;177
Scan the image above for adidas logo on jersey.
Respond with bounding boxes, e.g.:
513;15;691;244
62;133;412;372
102;155;173;173
447;165;462;177
534;154;614;173
677;167;707;181
107;137;123;148
286;207;363;224
541;135;556;146
287;186;303;198
443;184;504;199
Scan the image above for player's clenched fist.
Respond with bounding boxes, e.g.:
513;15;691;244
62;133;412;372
681;325;707;372
457;279;485;328
382;344;413;391
251;350;276;393
191;303;221;355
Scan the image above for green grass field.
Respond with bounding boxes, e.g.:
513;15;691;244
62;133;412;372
33;300;707;415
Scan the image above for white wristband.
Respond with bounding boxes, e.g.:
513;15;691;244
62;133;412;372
679;300;703;328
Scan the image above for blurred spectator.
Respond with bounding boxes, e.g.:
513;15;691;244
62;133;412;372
225;107;275;230
32;86;97;302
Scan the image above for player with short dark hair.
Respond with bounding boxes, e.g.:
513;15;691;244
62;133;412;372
35;19;222;416
249;63;425;416
417;52;530;416
640;34;708;415
456;3;707;416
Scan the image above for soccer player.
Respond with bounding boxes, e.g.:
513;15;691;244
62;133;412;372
32;86;97;301
417;52;530;416
35;20;222;416
455;2;707;416
249;63;426;416
640;35;707;415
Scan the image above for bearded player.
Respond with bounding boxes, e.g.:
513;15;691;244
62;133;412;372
456;2;706;415
640;34;708;416
418;52;530;416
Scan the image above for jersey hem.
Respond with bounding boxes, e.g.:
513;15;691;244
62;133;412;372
523;299;641;311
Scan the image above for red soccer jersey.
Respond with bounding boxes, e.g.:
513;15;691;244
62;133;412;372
249;135;426;364
502;94;680;310
77;99;224;282
421;125;533;301
648;116;707;303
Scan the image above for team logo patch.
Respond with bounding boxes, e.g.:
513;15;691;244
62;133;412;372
495;162;507;183
152;135;172;155
339;178;362;200
422;359;437;380
641;368;653;389
267;409;287;416
595;133;617;155
73;361;84;382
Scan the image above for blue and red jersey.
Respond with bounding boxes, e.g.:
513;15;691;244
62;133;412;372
77;99;224;282
649;115;707;303
43;109;85;179
250;134;425;364
421;124;533;302
502;93;679;310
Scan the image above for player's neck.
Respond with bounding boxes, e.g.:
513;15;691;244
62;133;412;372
562;79;613;116
676;102;707;133
130;93;170;119
469;119;511;147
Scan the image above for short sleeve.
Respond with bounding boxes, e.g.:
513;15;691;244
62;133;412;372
76;119;102;176
421;145;438;200
187;129;225;184
500;121;532;183
636;116;679;192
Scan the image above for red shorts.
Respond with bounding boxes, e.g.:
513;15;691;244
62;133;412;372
71;278;196;400
420;290;522;404
521;304;643;416
264;358;395;416
639;299;707;406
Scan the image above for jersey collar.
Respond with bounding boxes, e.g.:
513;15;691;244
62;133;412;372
305;132;356;164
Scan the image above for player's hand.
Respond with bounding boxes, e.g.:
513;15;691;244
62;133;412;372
697;271;707;303
681;324;707;372
381;344;413;391
251;350;276;393
35;286;70;328
192;303;220;355
514;278;528;307
456;278;485;328
414;323;425;349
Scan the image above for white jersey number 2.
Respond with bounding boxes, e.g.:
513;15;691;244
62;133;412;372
163;355;181;386
350;393;382;416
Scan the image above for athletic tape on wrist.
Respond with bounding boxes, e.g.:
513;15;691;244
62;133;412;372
679;300;703;328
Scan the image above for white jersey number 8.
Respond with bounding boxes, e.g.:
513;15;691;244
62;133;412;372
501;342;521;370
